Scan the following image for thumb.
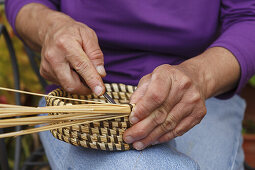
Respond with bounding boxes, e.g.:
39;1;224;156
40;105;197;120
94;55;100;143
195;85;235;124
130;74;152;104
80;27;106;77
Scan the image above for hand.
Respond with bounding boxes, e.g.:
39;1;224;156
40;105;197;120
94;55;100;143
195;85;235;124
39;13;106;95
123;64;207;150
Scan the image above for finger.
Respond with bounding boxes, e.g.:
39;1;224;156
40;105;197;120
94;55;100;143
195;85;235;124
52;61;91;94
130;74;151;104
79;27;106;77
132;102;194;150
124;105;168;144
124;83;182;144
59;37;105;95
40;60;59;84
157;116;200;144
157;102;206;144
129;66;172;124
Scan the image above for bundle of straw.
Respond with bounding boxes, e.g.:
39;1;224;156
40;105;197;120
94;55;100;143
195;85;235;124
0;83;136;151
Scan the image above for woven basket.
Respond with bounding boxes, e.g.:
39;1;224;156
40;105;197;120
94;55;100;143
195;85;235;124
45;83;136;151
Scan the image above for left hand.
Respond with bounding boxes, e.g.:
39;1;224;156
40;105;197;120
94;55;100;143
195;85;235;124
123;64;207;150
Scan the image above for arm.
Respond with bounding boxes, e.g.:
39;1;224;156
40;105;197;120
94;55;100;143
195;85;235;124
124;0;255;150
5;2;106;95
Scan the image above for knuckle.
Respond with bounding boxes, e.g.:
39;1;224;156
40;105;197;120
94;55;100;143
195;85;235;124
135;102;150;120
74;60;90;73
55;35;69;49
88;49;104;62
161;114;178;132
39;67;47;78
138;74;151;86
152;108;167;125
179;76;192;90
149;91;165;106
144;135;155;145
160;64;172;70
163;132;174;142
84;27;97;39
173;129;184;137
135;128;147;138
189;90;201;103
161;118;175;133
44;49;56;63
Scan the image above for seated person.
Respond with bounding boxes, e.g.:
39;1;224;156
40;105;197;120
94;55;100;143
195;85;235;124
5;0;255;169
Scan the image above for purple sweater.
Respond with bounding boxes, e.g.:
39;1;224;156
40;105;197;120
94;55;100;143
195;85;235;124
5;0;255;97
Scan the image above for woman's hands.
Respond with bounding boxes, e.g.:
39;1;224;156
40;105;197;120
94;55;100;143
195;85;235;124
123;47;241;150
123;64;207;150
16;3;106;95
40;17;106;95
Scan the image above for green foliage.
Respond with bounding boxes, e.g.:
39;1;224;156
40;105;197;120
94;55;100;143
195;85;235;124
0;6;43;104
0;6;45;169
243;120;255;134
249;75;255;87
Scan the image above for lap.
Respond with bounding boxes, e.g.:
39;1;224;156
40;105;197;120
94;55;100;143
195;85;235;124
38;95;245;170
175;95;246;170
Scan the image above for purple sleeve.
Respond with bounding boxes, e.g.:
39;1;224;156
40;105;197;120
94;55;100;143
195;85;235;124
210;0;255;98
5;0;59;34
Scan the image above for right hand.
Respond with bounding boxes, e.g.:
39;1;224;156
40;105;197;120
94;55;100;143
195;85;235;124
40;16;106;95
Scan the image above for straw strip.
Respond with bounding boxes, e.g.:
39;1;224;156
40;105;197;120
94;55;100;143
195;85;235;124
0;104;131;118
0;115;127;138
0;87;116;104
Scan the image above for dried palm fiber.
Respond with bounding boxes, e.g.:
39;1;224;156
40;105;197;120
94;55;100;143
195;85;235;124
45;83;136;151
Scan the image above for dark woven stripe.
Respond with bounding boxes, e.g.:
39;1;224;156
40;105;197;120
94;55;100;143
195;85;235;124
99;127;102;135
110;84;114;92
77;131;82;140
100;121;104;128
113;135;118;143
87;134;92;143
89;127;93;135
113;144;117;150
121;144;125;151
86;141;91;148
118;122;122;129
57;100;61;106
89;122;94;128
105;143;110;151
77;138;81;146
96;142;101;150
107;129;111;136
97;134;101;143
68;137;72;144
109;122;113;129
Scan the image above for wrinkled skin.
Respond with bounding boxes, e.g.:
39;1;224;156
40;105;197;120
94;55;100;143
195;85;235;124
16;3;241;150
123;64;207;150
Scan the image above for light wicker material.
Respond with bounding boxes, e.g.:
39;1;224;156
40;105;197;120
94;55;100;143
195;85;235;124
45;83;136;151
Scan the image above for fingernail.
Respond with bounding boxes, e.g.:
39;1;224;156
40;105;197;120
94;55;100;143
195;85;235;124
125;136;134;144
94;85;103;96
130;116;139;124
96;66;106;76
66;88;74;93
134;142;144;150
152;141;159;145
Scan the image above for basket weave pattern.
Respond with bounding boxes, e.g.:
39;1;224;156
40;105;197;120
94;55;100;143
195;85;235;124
45;83;136;151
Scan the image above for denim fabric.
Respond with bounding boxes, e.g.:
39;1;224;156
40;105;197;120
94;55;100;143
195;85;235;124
38;95;245;170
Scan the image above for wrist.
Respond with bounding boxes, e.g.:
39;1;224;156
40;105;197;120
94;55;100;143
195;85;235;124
179;47;240;99
178;58;213;100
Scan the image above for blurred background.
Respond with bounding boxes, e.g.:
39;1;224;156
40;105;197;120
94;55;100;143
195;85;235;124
0;3;254;170
0;5;48;170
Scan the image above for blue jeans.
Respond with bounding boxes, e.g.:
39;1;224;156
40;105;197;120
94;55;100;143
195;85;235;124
38;95;245;170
